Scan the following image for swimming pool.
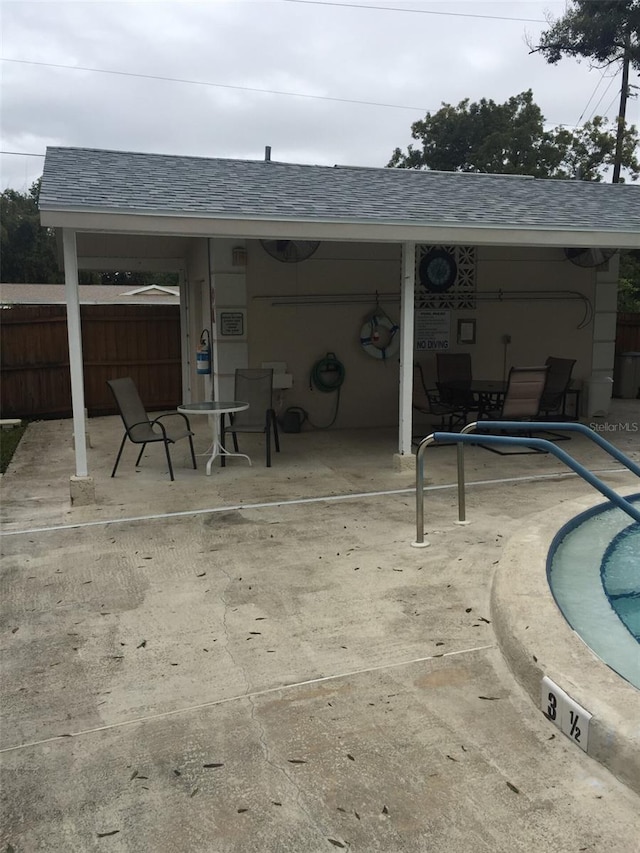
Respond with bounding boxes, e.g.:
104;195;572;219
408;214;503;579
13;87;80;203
548;495;640;690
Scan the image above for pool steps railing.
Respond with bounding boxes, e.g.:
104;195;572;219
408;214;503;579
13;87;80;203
467;421;640;477
414;421;640;546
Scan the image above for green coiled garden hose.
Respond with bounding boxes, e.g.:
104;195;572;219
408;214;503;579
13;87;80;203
309;352;346;393
307;352;345;428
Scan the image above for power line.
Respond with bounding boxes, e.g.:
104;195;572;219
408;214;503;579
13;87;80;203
601;88;622;121
281;0;547;23
585;73;618;123
2;55;594;130
0;57;432;113
575;71;607;126
2;103;627;167
0;150;45;157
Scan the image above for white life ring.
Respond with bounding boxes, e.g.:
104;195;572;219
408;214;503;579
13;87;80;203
360;313;400;360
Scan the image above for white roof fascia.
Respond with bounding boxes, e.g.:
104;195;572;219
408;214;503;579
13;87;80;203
40;209;640;250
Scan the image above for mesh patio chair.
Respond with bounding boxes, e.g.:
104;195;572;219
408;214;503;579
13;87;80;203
220;368;280;467
107;377;197;481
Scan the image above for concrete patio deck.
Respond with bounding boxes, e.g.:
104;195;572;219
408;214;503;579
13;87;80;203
1;404;640;852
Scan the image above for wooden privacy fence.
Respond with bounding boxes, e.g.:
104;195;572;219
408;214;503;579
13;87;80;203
1;304;182;419
615;312;640;354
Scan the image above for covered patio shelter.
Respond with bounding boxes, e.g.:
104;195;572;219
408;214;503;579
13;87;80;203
38;146;640;503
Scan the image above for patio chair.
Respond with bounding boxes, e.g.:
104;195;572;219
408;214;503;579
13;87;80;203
436;352;476;424
539;357;577;418
478;365;549;454
220;368;280;467
107;377;197;481
413;363;461;435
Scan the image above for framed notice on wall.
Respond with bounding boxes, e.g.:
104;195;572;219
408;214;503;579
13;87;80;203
415;309;450;352
218;310;246;338
457;318;476;345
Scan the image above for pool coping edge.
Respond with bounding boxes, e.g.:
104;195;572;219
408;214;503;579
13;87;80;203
491;491;640;797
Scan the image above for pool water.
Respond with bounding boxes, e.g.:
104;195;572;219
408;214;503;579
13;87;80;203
602;525;640;641
548;497;640;690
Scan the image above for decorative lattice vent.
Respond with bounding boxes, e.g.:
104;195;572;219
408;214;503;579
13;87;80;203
415;245;476;309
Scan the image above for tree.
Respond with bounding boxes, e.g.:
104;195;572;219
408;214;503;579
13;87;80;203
1;179;177;286
98;270;179;287
530;0;640;182
388;90;639;181
389;91;561;176
1;180;63;283
563;114;639;181
618;251;640;311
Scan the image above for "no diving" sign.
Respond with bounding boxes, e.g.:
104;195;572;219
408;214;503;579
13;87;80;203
415;309;450;351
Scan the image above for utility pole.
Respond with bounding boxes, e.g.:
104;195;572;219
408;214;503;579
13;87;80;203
612;34;631;184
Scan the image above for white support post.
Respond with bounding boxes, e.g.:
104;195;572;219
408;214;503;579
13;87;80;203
178;268;192;403
208;237;218;402
399;241;416;458
63;229;88;478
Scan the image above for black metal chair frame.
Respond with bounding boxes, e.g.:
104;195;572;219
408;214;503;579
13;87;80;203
412;363;463;444
107;377;197;481
220;369;280;467
435;353;477;424
537;357;578;439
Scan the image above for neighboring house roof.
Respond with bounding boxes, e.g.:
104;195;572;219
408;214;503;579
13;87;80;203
39;146;640;248
0;284;179;306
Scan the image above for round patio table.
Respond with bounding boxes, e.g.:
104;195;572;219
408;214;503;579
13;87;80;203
177;401;251;475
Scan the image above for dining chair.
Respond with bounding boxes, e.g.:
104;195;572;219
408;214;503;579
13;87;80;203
479;365;549;454
412;362;460;435
435;352;476;423
107;377;197;480
487;365;549;419
539;357;577;418
220;368;280;467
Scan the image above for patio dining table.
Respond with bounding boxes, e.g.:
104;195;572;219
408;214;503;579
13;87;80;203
177;401;251;475
438;379;506;418
439;378;582;419
469;379;507;416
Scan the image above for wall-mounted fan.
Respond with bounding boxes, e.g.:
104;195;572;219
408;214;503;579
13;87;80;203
260;240;320;263
564;248;618;268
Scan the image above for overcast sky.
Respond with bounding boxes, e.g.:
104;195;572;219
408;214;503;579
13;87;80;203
1;0;638;192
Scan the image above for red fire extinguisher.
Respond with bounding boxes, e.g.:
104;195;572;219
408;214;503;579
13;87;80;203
197;329;211;375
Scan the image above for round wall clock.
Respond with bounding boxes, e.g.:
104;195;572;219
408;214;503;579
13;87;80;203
419;249;457;293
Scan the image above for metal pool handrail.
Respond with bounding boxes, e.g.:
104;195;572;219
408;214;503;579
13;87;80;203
414;423;640;546
458;420;640;527
465;420;640;476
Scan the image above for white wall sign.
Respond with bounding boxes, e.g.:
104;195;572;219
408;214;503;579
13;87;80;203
541;676;591;752
415;309;450;352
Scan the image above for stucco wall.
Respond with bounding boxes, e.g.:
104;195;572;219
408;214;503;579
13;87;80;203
245;241;599;429
248;240;402;429
416;246;596;388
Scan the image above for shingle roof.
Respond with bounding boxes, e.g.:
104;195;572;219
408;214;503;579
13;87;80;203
40;146;639;234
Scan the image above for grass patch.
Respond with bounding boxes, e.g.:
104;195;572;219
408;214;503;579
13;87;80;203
1;423;27;474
